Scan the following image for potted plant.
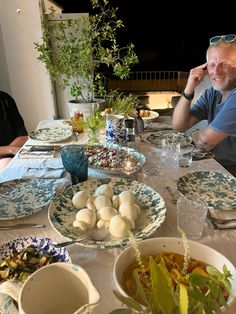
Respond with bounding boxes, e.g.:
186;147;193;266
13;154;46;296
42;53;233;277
105;90;139;116
34;0;139;117
103;90;140;144
105;90;140;144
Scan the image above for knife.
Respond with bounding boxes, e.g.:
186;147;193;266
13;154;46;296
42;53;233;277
0;223;46;230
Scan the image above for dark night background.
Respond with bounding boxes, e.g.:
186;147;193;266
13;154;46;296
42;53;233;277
54;0;235;72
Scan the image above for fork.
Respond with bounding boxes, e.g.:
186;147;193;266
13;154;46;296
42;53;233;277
53;238;88;248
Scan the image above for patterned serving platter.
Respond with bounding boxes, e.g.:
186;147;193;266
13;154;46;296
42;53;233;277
29;127;72;142
177;171;236;210
48;177;167;249
85;144;146;175
147;130;192;148
0;237;71;314
0;179;56;220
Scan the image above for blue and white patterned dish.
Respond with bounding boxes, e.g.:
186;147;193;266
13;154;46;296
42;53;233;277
85;143;146;175
177;171;236;210
48;177;167;249
147;130;192;148
0;179;56;220
29;127;72;142
0;236;71;263
0;237;71;314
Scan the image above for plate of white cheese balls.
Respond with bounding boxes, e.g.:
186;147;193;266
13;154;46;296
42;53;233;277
48;177;167;249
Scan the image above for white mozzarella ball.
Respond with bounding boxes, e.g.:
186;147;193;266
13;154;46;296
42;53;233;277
109;215;131;238
86;196;96;210
119;191;135;204
94;183;114;199
72;191;89;209
97;219;110;229
126;216;136;229
75;208;97;229
112;195;120;209
73;220;88;231
97;206;118;221
93;195;111;210
119;202;139;220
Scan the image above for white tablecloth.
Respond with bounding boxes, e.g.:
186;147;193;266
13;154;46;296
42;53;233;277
0;118;236;313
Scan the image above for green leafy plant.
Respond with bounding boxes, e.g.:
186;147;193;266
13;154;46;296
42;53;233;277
105;90;139;116
83;109;104;145
110;231;235;314
83;109;103;130
34;0;139;102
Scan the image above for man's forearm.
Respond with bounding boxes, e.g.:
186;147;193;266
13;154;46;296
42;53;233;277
172;95;194;132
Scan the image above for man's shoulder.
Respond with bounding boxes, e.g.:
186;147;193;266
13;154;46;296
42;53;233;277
0;91;13;102
0;90;10;97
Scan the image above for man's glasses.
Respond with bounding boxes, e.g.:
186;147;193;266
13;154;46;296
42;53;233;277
209;34;236;45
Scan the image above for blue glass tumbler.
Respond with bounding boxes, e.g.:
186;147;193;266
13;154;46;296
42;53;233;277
60;145;88;185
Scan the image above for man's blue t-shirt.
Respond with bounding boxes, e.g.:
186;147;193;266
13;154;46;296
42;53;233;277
190;87;236;166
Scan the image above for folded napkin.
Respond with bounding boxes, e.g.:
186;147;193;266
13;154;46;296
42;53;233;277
16;157;63;169
213;220;236;230
208;207;236;230
0;158;65;181
209;206;236;220
22;168;65;179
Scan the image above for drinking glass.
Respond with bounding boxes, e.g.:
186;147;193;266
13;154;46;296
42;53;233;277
160;135;180;170
60;145;88;185
179;144;194;167
177;194;208;240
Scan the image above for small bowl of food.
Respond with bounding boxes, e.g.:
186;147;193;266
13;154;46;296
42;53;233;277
0;236;71;284
113;237;236;313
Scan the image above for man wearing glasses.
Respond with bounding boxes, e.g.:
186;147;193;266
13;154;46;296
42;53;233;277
173;34;236;176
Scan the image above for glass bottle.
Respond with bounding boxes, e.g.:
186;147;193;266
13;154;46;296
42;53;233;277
134;108;144;135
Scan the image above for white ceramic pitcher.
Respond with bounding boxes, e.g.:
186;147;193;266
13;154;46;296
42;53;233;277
0;262;101;314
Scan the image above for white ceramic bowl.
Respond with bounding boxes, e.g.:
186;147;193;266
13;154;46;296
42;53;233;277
113;237;236;310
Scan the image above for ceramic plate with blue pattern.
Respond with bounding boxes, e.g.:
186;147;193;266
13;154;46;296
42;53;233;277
0;179;56;220
147;130;192;148
85;144;146;175
49;177;167;249
177;171;236;210
29;127;72;142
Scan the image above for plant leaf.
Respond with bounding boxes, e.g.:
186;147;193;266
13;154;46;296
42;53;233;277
149;258;176;314
179;283;188;314
112;290;143;311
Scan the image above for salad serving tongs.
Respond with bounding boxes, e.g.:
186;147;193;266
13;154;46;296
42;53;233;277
0;223;46;230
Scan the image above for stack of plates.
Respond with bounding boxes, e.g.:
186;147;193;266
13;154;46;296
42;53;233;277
177;171;236;229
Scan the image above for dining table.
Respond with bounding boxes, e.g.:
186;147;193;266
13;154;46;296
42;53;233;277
0;116;236;314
